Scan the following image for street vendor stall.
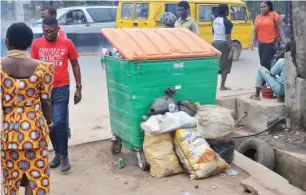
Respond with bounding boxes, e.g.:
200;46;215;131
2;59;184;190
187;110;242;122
101;28;221;169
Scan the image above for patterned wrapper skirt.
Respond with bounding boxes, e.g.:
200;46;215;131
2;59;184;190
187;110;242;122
1;147;50;195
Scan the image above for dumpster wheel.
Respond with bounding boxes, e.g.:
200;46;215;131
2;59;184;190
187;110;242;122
111;137;122;155
136;149;149;171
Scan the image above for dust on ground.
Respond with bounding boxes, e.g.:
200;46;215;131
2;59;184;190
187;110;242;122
261;128;306;154
48;140;251;195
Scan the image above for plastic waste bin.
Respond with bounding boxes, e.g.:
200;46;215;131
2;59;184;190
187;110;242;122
101;28;221;170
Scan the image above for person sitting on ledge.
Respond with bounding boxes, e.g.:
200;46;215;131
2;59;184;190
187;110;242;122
250;42;290;102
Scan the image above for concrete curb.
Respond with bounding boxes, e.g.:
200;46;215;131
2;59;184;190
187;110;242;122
233;151;306;195
274;149;306;191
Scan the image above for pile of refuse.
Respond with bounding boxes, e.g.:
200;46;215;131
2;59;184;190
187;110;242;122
102;48;125;59
141;88;236;179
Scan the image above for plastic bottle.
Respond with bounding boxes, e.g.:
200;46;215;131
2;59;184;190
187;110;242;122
118;158;126;169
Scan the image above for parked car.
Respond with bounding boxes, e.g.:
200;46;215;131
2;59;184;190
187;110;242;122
31;6;117;51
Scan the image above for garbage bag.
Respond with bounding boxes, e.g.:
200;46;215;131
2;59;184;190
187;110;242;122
174;128;228;179
141;111;197;134
149;88;177;115
196;105;235;140
209;139;235;164
178;100;198;117
143;132;183;178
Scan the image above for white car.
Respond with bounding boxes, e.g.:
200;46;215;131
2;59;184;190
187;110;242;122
32;6;117;49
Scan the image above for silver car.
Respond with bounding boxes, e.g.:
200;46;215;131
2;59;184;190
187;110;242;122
32;6;117;50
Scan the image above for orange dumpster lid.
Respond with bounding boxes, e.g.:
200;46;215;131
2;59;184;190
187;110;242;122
101;28;221;61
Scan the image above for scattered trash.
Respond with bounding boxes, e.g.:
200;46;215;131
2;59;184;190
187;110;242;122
101;48;125;59
92;125;103;130
295;131;301;135
225;169;238;176
149;88;177;115
178;100;198;117
194;185;199;189
123;181;128;185
168;103;178;113
181;192;190;195
274;135;279;139
212;185;217;189
118;158;126;169
142;115;149;121
210;139;234;164
109;161;117;165
141;111;197;135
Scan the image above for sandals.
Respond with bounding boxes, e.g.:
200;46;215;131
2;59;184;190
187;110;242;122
250;94;260;100
220;86;231;91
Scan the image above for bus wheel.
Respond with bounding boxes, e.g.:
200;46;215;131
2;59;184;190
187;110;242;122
232;41;242;61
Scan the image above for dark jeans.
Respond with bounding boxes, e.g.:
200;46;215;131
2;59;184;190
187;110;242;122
50;85;70;157
258;42;276;70
67;109;71;137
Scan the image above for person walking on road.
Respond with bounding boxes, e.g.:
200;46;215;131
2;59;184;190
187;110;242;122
212;4;233;90
250;1;286;71
41;6;67;38
31;17;82;173
175;1;199;35
41;6;73;139
1;22;53;195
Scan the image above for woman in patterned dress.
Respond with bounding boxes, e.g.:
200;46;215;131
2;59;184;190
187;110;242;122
1;23;53;195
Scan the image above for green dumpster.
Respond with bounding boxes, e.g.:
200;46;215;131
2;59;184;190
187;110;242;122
101;28;221;170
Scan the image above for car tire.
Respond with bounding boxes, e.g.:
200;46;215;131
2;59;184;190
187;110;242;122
237;138;275;170
232;41;242;61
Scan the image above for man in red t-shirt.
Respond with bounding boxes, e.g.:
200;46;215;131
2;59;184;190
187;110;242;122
31;17;82;173
41;6;67;38
41;6;73;139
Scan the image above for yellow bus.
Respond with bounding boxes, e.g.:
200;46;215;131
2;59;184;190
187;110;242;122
116;0;253;61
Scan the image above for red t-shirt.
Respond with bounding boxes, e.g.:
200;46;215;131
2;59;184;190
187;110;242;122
31;37;79;88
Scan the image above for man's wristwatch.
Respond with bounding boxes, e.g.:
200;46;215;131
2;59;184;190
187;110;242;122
76;84;82;90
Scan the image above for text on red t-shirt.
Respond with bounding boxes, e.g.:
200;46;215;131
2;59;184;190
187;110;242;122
30;37;79;88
